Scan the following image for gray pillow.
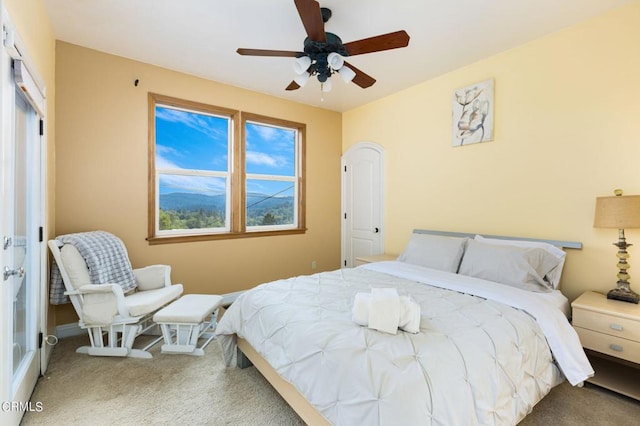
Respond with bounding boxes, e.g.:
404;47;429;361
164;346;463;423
474;235;566;289
398;233;468;273
458;239;561;292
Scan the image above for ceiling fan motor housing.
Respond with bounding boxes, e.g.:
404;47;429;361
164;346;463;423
303;33;348;57
320;7;332;23
302;32;349;81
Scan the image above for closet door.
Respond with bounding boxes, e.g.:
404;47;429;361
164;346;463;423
342;142;384;267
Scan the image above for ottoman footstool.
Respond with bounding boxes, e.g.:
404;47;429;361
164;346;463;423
152;294;223;356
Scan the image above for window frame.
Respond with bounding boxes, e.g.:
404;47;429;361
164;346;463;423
242;112;304;233
147;94;306;244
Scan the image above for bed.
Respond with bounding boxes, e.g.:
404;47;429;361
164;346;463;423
216;230;593;425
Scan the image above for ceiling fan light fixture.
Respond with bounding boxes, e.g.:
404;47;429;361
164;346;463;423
327;52;344;70
293;71;310;87
321;77;332;93
316;71;329;83
339;65;356;83
293;56;312;75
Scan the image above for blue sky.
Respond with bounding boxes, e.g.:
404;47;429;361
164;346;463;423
156;106;296;197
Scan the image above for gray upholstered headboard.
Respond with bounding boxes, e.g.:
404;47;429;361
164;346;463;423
413;229;582;250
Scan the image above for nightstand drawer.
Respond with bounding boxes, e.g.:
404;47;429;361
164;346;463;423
574;326;640;364
573;308;640;341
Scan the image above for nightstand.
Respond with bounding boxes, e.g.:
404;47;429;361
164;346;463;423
571;291;640;400
354;253;397;266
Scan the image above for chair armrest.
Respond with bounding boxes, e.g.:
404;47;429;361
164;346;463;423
133;265;172;291
77;284;129;320
75;284;123;294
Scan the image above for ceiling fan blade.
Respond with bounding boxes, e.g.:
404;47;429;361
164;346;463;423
343;30;410;56
343;61;376;88
294;0;326;42
236;48;301;57
286;81;301;91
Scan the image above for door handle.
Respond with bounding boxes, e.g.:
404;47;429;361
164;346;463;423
3;266;25;281
374;227;379;233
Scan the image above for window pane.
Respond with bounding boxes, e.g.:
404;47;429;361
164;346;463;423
159;174;227;231
149;94;305;242
245;122;295;176
156;106;229;172
246;179;295;227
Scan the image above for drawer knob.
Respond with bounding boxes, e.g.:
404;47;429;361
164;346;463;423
609;324;624;331
609;344;624;352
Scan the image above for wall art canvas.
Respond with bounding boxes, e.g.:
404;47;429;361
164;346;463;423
452;78;494;146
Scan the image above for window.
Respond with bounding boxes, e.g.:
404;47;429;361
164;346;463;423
148;94;305;243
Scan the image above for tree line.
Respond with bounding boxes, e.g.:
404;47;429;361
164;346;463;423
159;205;293;230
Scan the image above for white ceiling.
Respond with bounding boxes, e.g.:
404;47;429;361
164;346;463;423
44;0;633;112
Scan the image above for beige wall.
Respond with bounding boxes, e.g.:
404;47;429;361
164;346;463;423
4;0;57;327
54;42;342;324
11;1;639;325
342;2;640;302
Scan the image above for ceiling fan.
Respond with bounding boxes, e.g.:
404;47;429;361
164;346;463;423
236;0;410;92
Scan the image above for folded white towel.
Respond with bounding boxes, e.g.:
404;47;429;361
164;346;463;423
369;288;401;334
398;296;420;334
352;288;421;334
352;292;371;327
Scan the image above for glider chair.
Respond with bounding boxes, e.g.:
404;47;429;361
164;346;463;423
48;231;183;358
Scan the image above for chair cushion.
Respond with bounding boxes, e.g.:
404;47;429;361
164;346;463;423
60;244;91;290
134;265;170;291
82;293;118;326
124;284;183;317
153;294;223;324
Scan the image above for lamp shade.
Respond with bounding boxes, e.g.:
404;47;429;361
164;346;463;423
339;65;356;83
293;56;311;75
594;194;640;229
321;77;332;92
293;72;310;87
327;52;344;70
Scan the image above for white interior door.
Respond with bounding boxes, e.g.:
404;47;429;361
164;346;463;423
342;142;384;267
1;10;47;425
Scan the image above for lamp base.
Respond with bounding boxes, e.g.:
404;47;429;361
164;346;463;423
607;286;640;304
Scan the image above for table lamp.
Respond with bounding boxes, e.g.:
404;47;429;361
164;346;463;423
594;189;640;303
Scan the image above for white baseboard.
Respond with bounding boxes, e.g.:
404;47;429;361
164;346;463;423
55;322;83;338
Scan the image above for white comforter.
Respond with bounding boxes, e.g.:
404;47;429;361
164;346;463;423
216;262;593;425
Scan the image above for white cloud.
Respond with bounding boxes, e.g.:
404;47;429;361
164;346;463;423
252;124;281;141
245;122;294;153
155;146;183;169
156;106;227;141
159;174;226;195
245;151;286;167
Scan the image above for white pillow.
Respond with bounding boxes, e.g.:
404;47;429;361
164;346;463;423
459;239;561;292
398;233;468;273
60;244;91;290
474;234;566;289
133;265;170;291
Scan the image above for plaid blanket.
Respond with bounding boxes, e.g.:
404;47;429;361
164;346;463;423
49;231;137;305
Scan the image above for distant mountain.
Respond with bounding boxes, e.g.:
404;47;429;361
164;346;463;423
159;192;293;212
159;192;225;211
246;193;294;211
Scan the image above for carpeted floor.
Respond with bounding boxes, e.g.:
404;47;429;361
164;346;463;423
22;334;640;425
